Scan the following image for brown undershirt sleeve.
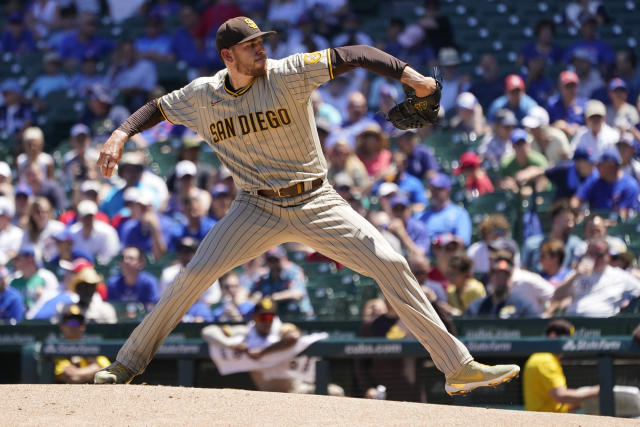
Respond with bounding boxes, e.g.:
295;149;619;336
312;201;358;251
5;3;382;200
330;45;408;80
117;98;165;137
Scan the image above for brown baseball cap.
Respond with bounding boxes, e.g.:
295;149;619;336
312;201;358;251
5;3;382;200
216;17;275;56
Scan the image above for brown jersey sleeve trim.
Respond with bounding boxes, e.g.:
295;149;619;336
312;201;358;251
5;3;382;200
117;98;167;137
330;45;408;80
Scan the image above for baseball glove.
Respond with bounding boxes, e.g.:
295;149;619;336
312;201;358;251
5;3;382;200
386;79;442;130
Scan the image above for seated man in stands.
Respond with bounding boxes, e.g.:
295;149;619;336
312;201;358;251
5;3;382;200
106;246;159;311
53;304;111;384
574;147;639;220
249;246;313;319
445;252;486;315
0;266;23;323
202;298;343;396
212;272;254;322
523;319;599;412
549;237;640;317
465;255;540;318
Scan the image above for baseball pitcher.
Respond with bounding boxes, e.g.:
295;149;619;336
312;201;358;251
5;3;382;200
94;16;519;395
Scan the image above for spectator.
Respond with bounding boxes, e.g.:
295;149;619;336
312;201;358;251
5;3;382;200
10;244;59;310
551;238;640;317
171;188;214;245
565;1;609;29
419;0;455;53
467;215;520;276
578;214;627;257
52;304;112;384
327;140;369;193
387;194;430;256
453;152;494;198
573;99;619;156
99;151;153;218
194;0;243;41
29;52;70;100
469;54;503;112
17;127;54;181
500;129;549;193
499;247;555;314
523;319;599;412
478;109;518;169
575;147;639;219
408;252;447;303
395;130;439;181
570;48;604;99
212;271;254;322
449;92;487;139
239;255;268;291
379;17;405;58
522;200;584;273
417;173;472;245
107;246;159;310
367;210;403;255
332;13;374;47
438;47;470;113
311;91;341;129
518;19;563;66
617;132;640;185
373;152;428;210
209;183;233;222
13;184;32;227
355;124;391;178
203;298;343;395
31;264;117;324
166;132;215;193
119;190;168;260
250;246;314;319
21;196;64;264
0;196;23;266
523;107;571;166
488;74;538;122
563;15;614;71
547;71;587;138
329;92;377;150
135;14;174;63
159;236;220;306
23;161;67;214
62;124;100;186
361;297;387;324
26;0;61;40
395;24;435;74
465;257;540;318
0;79;33;137
171;5;210;72
166;160;212;220
524;55;553;107
59;181;110;226
105;40;158;110
427;233;464;291
68;51;105;96
445;252;486;315
68;200;120;265
0;266;24;323
1;12;36;54
58;12;113;68
615;48;640;102
0;161;12;198
539;239;572;287
287;13;330;55
81;84;130;143
605;78;639;130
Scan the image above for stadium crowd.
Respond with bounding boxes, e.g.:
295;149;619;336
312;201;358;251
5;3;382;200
2;0;640;330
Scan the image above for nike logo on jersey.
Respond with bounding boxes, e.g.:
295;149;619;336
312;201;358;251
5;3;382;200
211;99;223;107
209;108;292;143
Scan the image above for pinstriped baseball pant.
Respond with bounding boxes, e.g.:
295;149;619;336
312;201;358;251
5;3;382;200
116;183;473;377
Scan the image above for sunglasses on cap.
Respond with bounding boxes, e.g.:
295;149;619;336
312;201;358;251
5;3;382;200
256;312;275;323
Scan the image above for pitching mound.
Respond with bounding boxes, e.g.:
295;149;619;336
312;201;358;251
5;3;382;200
3;384;636;426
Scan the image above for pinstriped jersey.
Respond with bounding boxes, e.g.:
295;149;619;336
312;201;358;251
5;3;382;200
158;49;334;192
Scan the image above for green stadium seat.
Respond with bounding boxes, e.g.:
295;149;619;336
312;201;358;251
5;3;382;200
466;191;515;242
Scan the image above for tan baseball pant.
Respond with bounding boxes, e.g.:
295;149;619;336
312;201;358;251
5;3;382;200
116;183;473;377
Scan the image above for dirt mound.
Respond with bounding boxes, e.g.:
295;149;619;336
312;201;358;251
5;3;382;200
3;385;635;426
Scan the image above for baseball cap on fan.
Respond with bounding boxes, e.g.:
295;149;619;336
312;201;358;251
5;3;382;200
505;74;525;91
216;17;276;56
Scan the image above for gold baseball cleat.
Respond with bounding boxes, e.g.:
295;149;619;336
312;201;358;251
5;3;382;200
445;361;520;396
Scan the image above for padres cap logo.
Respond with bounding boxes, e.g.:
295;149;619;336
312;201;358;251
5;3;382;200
304;52;322;64
244;18;258;29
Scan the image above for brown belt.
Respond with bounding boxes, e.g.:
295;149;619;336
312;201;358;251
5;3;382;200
258;178;324;198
